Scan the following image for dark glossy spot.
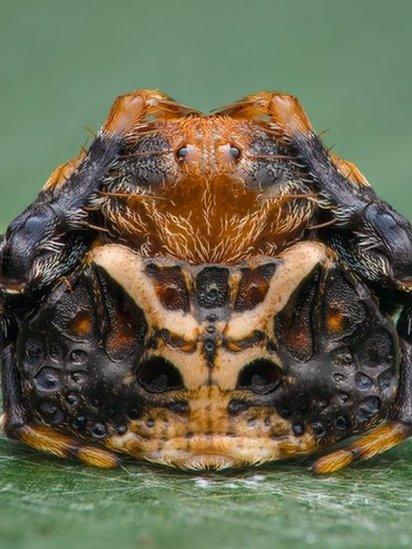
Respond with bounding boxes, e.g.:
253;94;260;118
337;392;349;403
333;372;346;383
336;416;349;430
71;371;87;383
167;401;189;414
66;392;79;406
313;421;325;436
39;400;65;425
176;146;189;159
69;349;88;365
49;344;62;361
293;423;305;436
116;425;127;435
280;406;293;419
204;339;216;354
357;396;381;422
71;415;86;429
229;145;241;160
127;407;141;419
228;399;250;416
91;397;100;407
26;342;43;359
137;357;183;393
378;369;393;391
34;368;61;392
355;372;373;390
237;359;282;395
206;313;218;322
146;418;155;428
247;417;256;427
91;423;107;438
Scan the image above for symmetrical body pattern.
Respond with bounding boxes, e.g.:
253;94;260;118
1;90;412;473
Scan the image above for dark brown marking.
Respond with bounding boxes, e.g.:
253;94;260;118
234;263;278;312
145;263;190;312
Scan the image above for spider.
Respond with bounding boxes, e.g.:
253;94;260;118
0;90;411;473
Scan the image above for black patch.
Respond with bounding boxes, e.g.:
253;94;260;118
196;267;229;309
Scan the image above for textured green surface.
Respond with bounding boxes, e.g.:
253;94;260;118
0;435;411;549
1;1;412;548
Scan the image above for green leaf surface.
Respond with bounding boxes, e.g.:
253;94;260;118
0;435;411;549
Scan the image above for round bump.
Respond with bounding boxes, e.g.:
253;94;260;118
71;415;86;429
279;405;293;419
26;341;43;360
137;356;183;393
69;349;88;365
49;344;62;362
91;423;107;438
71;371;87;384
293;422;305;436
127;407;141;420
335;415;349;430
66;392;79;407
116;425;127;435
331;347;353;366
337;392;350;403
39;400;64;425
34;367;62;392
378;369;394;391
237;359;282;395
247;417;256;427
312;421;325;436
333;372;345;383
167;401;189;414
91;397;100;407
355;372;373;391
204;339;216;354
357;396;382;422
228;399;250;416
146;418;155;428
206;313;218;322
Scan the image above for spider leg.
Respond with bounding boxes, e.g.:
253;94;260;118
0;90;192;295
220;92;412;293
312;421;410;474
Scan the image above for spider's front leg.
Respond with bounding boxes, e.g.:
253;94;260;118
222;92;412;299
0;90;186;296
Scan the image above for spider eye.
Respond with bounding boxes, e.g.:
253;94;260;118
229;145;241;160
176;146;189;160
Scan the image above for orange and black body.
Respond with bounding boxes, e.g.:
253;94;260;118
0;90;412;473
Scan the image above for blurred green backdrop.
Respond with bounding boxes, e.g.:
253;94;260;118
1;1;412;548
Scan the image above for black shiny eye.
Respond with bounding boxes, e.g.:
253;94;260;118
229;145;241;160
176;146;189;160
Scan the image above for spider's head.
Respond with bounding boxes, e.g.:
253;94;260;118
100;114;315;263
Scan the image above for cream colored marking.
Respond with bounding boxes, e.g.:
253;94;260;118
212;346;282;390
91;244;199;338
225;241;333;340
143;345;209;390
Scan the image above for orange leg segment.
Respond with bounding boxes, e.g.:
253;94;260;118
312;421;411;474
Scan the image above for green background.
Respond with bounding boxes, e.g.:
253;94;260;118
1;1;412;547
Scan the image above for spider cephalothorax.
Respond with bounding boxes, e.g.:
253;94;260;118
1;90;412;473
